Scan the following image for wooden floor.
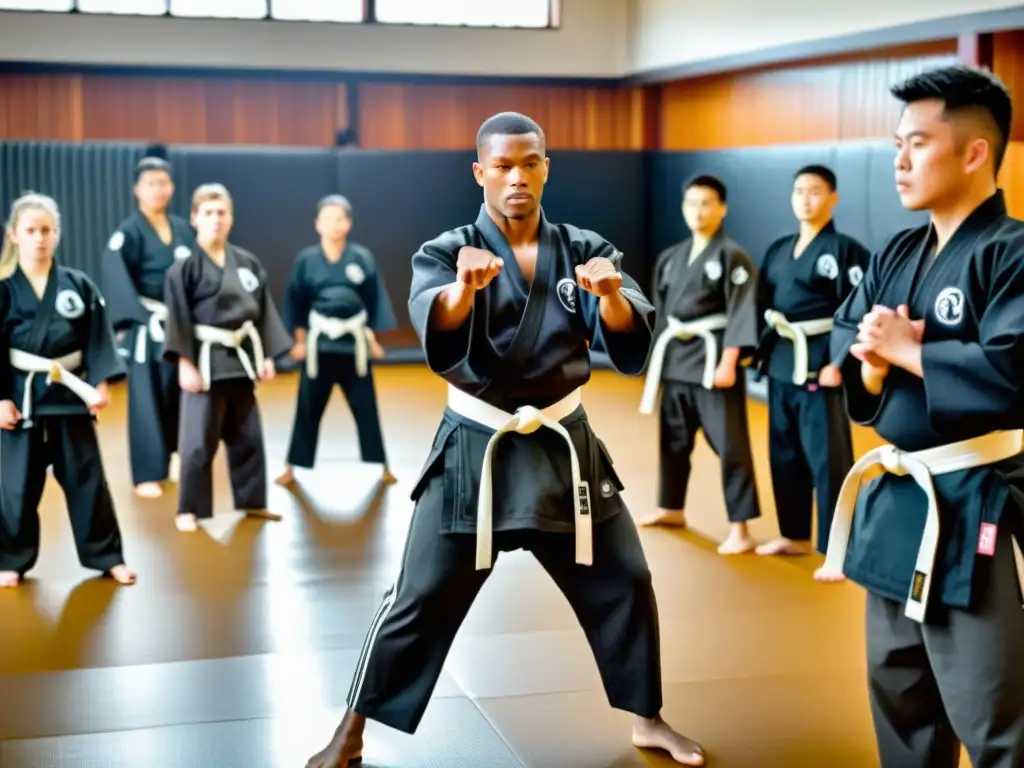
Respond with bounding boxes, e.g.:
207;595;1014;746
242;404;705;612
0;364;899;767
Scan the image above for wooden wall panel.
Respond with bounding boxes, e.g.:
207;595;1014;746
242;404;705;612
993;30;1024;141
0;72;641;150
656;41;961;151
356;82;643;150
998;141;1024;219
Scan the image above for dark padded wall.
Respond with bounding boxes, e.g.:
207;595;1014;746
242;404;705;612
645;140;929;272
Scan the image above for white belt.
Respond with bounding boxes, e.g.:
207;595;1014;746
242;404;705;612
819;429;1023;623
639;313;728;413
192;321;264;391
446;384;590;571
133;297;169;365
307;309;369;379
9;348;102;425
763;310;834;386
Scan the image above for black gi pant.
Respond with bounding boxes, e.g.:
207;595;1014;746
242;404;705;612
866;531;1024;767
767;379;853;553
658;377;760;523
126;328;180;486
177;378;267;519
346;504;663;734
285;353;387;468
0;415;126;575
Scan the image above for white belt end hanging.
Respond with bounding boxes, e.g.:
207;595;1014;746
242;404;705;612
574;480;593;566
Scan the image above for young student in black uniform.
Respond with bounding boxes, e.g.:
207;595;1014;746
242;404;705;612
276;195;398;488
0;192;136;588
100;146;195;499
817;65;1024;767
307;112;706;768
161;184;293;533
754;165;870;557
638;175;762;556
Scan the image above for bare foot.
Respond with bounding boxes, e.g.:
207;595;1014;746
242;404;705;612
0;571;20;588
813;566;846;583
134;482;163;499
755;537;810;556
638;509;687;528
632;715;705;765
717;525;755;555
307;710;365;768
246;508;283;521
381;467;397;485
108;564;137;585
274;466;295;486
175;513;198;532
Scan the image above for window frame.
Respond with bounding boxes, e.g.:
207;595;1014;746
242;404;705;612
0;0;561;28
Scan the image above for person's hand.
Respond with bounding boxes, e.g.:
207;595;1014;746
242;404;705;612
714;361;736;389
259;358;276;381
575;257;622;297
88;381;110;414
179;358;204;393
0;399;20;430
854;304;925;364
456;246;503;290
289;341;306;361
818;364;842;387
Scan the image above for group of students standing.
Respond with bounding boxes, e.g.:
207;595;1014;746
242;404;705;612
0;147;398;584
639;164;869;562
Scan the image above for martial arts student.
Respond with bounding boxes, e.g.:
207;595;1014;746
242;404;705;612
276;195;398;487
815;66;1024;765
754;165;870;557
162;184;293;533
0;192;136;588
638;175;761;556
100;147;195;499
307;112;705;767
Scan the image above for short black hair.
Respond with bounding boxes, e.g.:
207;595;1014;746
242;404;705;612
683;174;727;204
317;194;352;219
476;111;546;155
890;65;1012;173
134;144;172;182
794;164;836;191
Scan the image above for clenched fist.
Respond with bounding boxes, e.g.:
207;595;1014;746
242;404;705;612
575;257;622;297
457;246;503;290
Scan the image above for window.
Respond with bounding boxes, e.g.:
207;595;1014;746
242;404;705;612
374;0;552;27
76;0;166;13
0;0;73;10
270;0;362;23
169;0;266;19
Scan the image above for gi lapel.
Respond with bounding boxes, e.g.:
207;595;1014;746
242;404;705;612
18;264;58;356
473;204;553;383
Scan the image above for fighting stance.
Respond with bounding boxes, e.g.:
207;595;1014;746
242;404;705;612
754;165;869;557
0;192;136;587
162;184;292;532
100;146;195;498
276;195;398;487
639;175;761;555
307;112;705;767
816;66;1024;765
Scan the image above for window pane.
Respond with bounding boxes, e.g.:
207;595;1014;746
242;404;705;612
0;0;73;10
77;0;166;14
270;0;362;22
169;0;266;19
375;0;550;27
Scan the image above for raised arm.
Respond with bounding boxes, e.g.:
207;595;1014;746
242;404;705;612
578;235;654;377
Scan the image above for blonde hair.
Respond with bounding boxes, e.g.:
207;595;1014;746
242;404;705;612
0;191;61;280
191;183;233;213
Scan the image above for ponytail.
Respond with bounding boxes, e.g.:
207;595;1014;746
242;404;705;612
0;191;61;280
